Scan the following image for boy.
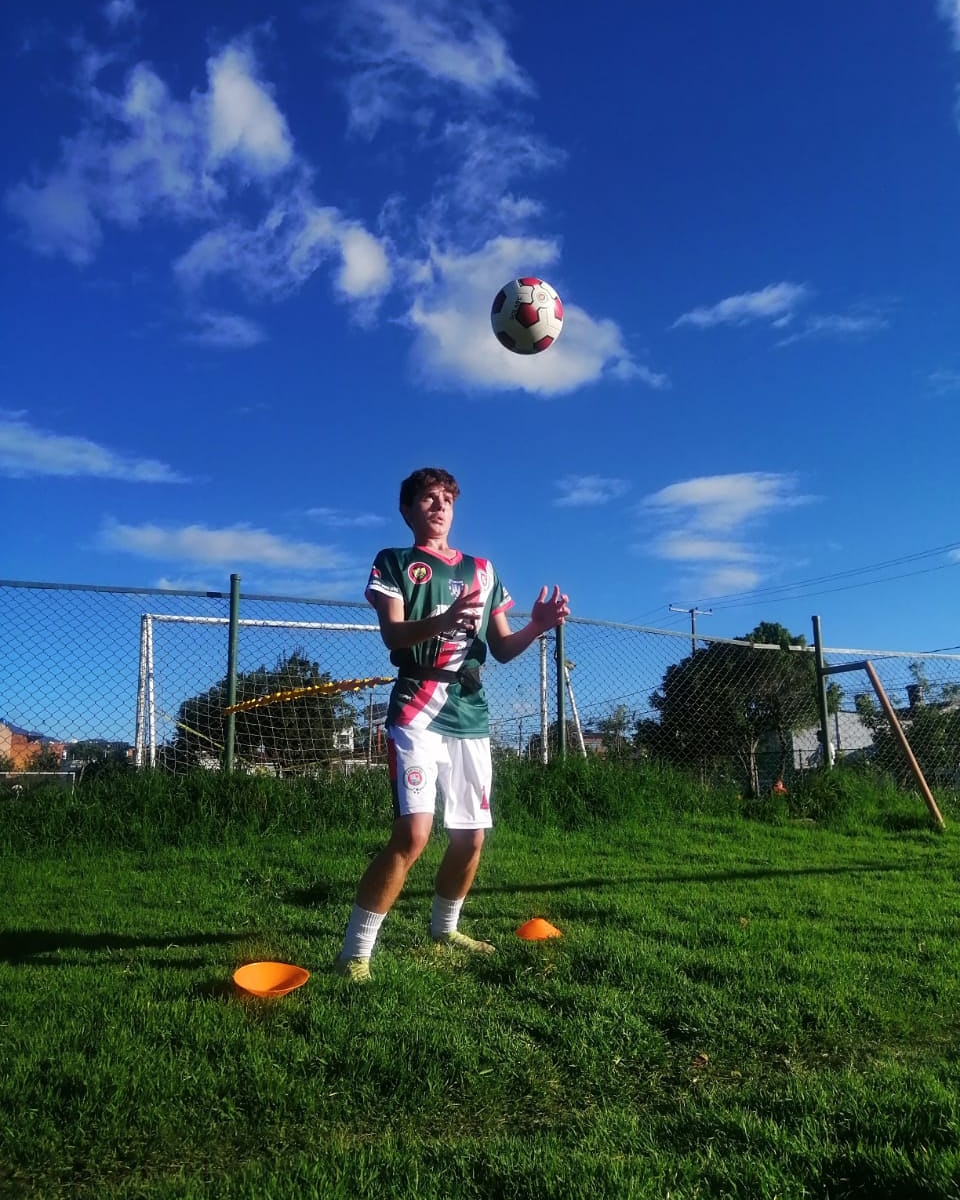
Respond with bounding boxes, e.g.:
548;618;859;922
336;467;570;981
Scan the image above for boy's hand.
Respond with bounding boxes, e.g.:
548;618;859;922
445;588;483;636
530;585;570;632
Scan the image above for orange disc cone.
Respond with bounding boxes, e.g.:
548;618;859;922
516;918;563;940
233;961;310;997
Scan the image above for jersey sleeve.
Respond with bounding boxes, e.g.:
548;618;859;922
484;560;514;618
365;549;404;605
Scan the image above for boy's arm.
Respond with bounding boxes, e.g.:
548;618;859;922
486;586;570;664
369;589;483;652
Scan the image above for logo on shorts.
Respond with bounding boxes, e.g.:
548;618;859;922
405;766;426;792
408;562;432;585
480;788;490;811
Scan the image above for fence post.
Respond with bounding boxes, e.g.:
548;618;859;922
539;635;549;763
555;623;567;760
811;615;834;769
223;573;241;774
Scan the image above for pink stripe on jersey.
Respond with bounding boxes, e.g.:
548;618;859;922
394;641;459;727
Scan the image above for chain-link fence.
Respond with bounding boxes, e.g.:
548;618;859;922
2;579;958;796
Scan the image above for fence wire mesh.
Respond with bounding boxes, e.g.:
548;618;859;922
1;580;958;796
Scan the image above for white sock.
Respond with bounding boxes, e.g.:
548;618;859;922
430;893;464;937
340;905;386;960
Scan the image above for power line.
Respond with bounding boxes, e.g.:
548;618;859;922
630;540;960;627
692;541;960;610
704;559;960;612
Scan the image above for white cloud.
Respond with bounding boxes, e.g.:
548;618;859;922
99;521;347;569
6;170;102;265
184;311;267;348
6;40;295;265
307;508;386;528
939;0;960;48
336;225;393;299
639;472;816;601
7;36;393;330
697;566;763;596
207;44;293;175
428;119;564;241
175;197;392;301
653;533;758;562
337;0;532;135
776;309;889;347
642;472;812;533
7;64;211;263
554;476;630;507
406;237;656;395
102;0;140;28
153;570;362;598
0;412;186;482
673;282;810;330
10;12;632;402
929;369;960;394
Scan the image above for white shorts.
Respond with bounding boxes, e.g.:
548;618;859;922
387;725;493;829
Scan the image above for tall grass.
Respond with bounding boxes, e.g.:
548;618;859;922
3;757;949;852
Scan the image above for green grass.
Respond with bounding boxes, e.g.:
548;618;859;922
2;763;960;1198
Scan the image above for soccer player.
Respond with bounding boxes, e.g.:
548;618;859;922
335;467;570;981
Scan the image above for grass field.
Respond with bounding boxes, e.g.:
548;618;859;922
2;761;960;1198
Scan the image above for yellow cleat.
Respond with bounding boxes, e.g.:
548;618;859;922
334;956;372;982
434;930;495;955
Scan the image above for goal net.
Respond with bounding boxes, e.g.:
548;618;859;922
135;613;389;774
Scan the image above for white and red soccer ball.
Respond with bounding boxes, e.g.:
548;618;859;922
490;277;564;355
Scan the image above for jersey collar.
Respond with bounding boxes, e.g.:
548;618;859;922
414;545;463;566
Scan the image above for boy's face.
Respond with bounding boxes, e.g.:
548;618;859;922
402;481;456;543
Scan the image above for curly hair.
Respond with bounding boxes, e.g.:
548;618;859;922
398;467;461;509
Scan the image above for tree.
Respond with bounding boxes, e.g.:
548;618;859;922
171;651;357;773
648;622;839;797
597;704;635;757
856;670;960;787
525;719;581;762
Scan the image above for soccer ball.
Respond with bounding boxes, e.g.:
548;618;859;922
490;277;564;355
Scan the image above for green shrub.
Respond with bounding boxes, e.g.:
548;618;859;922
787;765;948;833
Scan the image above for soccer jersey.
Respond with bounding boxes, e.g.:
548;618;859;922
365;545;514;737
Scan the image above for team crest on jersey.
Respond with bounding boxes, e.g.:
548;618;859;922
405;766;426;792
477;569;489;591
408;562;432;585
449;580;465;598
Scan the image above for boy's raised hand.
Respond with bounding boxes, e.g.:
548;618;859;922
530;585;570;632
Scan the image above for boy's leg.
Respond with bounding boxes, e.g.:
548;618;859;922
337;726;439;978
356;812;434;915
337;814;433;979
433;828;486;907
431;737;495;952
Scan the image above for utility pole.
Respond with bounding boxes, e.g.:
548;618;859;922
670;605;713;657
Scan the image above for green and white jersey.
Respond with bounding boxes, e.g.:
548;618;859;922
365;545;514;737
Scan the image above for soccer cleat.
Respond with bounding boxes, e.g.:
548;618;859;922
334;955;371;982
433;930;495;955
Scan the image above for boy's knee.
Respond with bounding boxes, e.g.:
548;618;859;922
388;815;433;861
449;828;485;856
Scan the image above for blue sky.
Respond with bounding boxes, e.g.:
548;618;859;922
3;0;960;654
